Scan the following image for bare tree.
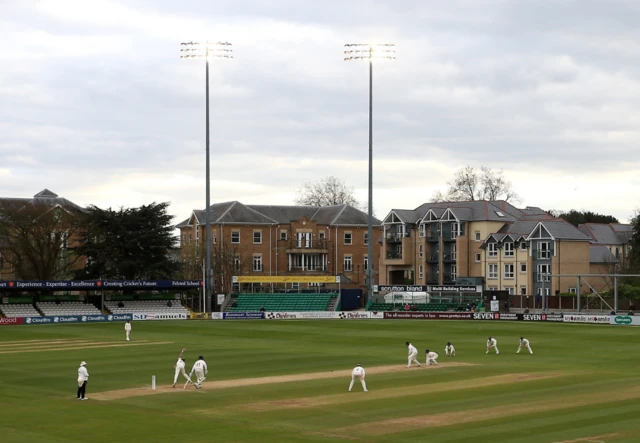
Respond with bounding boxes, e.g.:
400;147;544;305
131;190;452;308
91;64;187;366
431;166;521;203
295;176;367;211
178;240;250;295
0;201;87;280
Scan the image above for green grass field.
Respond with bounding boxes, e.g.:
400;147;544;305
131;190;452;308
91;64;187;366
1;319;640;443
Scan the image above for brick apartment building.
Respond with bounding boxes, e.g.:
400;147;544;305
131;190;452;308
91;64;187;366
380;200;627;296
176;201;382;292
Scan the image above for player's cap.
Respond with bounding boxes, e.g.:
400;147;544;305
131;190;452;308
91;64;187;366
425;349;429;353
199;355;204;359
80;361;86;366
405;341;410;345
520;337;523;340
447;342;451;345
356;363;361;366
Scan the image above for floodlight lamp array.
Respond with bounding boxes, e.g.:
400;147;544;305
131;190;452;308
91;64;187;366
344;43;395;61
180;41;233;59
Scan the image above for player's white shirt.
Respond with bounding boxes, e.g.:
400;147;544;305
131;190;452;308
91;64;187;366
78;366;89;382
426;351;438;360
520;338;530;346
192;360;208;374
176;359;185;369
352;366;365;377
445;344;455;353
124;323;131;331
487;338;497;347
407;344;418;355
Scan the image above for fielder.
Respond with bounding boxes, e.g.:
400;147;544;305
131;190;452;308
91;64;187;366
190;355;208;389
486;337;500;354
173;355;191;388
124;320;132;341
517;337;534;354
406;341;421;368
425;349;439;366
445;342;455;357
348;363;368;392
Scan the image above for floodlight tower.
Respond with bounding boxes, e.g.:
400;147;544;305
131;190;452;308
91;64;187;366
344;43;395;305
180;41;233;312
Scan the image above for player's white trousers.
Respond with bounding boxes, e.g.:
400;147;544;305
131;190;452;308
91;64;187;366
349;375;367;391
174;367;190;384
408;351;420;367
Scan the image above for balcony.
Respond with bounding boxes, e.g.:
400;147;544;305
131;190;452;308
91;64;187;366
443;254;456;263
386;232;406;243
425;230;438;242
427;253;439;263
285;240;329;253
387;250;402;259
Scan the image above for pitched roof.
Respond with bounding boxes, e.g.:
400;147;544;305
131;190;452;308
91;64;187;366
497;220;543;236
579;223;633;245
530;220;592;241
0;189;84;212
389;209;421;224
182;202;380;226
412;200;522;223
589;245;618;264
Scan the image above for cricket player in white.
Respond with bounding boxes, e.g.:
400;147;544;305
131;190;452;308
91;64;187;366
517;337;533;354
425;349;439;365
77;361;89;400
406;341;421;367
124;321;132;341
348;364;368;392
445;342;455;357
486;337;500;354
190;356;208;389
173;357;191;388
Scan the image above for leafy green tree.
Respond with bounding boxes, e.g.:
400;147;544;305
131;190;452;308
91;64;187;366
75;202;177;280
548;209;619;226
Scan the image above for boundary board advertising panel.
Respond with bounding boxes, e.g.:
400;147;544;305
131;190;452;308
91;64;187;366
22;314;133;325
563;314;609;324
383;312;473;320
610;315;640;326
132;313;188;321
223;312;265;319
0;317;24;326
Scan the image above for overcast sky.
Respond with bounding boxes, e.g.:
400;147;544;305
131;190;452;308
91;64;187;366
1;0;639;224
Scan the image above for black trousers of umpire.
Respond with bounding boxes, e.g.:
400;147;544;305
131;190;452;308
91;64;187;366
77;381;87;399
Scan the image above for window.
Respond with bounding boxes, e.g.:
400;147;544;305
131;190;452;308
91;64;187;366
488;286;498;291
504;242;514;257
451;244;457;261
520;286;527;295
196;227;199;242
419;224;425;237
363;233;369;245
507;287;515;295
231;231;240;244
291;282;299;290
495;211;505;217
451;265;457;281
475;253;481;262
418;244;423;259
520;263;527;273
418;264;423;279
188;233;192;244
253;231;262;244
344;255;352;272
232;282;240;293
182;234;186;244
488;264;498;279
233;256;241;272
280;231;287;241
475;231;481;241
436;223;441;232
319;232;326;240
537;264;550;281
537;288;550;296
364;255;369;271
252;255;262;272
569;287;577;294
504;264;514;279
213;230;217;244
520;242;527;251
344;232;352;245
538;241;550;259
488;243;498;257
451;222;461;239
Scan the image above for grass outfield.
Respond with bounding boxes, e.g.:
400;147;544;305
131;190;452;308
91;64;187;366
1;320;639;442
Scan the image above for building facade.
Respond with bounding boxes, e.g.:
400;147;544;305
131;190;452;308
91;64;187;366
380;200;622;296
176;201;382;293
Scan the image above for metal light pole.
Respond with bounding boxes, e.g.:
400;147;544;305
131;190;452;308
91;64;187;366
180;41;232;312
344;43;395;306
